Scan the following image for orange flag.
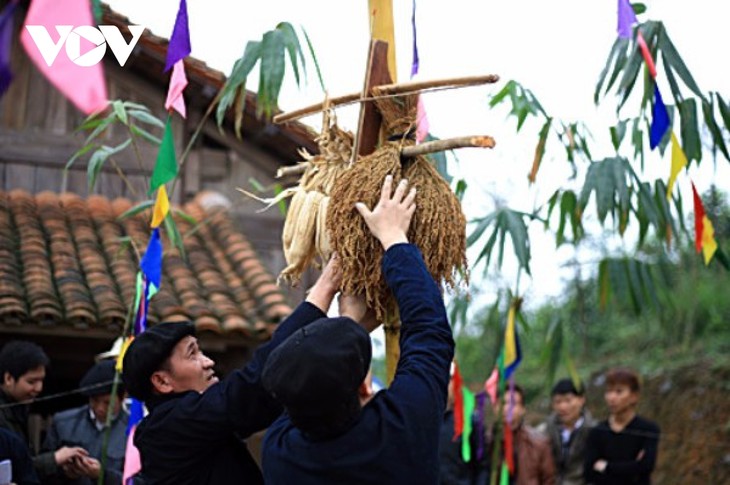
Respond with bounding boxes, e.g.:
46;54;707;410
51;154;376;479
692;183;718;265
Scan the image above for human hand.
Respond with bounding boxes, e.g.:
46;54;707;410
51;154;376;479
338;293;380;333
355;175;416;250
306;253;342;312
75;457;101;479
54;446;88;466
593;459;608;472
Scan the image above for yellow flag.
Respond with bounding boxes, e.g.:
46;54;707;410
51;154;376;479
701;215;718;265
151;185;170;228
368;0;397;81
667;132;688;199
115;336;134;372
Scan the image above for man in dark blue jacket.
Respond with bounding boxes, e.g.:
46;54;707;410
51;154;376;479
261;175;455;484
121;255;342;484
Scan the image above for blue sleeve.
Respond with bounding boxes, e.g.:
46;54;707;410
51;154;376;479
164;301;326;440
383;243;455;424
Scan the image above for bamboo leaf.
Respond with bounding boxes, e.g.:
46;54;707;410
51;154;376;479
610;119;628;151
112;100;128;125
128;109;165;129
172;209;198;225
86;139;132;192
277;22;304;86
529;118;552;184
657;24;705;101
678;98;701;163
503;209;532;275
118;200;154;220
84;115;115;145
302;27;326;92
595;37;628;104
65;144;96;171
661;52;684;106
164;212;186;259
716;92;730;131
454;179;467;201
129;125;162;145
217;40;261;126
702;99;730;161
259;29;286;118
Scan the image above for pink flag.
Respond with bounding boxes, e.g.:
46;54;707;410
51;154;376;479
416;96;429;143
636;31;657;79
484;367;499;406
164;59;187;118
122;426;141;484
20;0;107;115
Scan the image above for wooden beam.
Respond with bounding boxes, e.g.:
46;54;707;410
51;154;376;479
273;74;500;124
353;40;392;159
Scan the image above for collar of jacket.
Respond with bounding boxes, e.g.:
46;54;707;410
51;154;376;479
144;391;192;411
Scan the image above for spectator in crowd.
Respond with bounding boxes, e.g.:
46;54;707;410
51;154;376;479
121;252;344;484
584;368;660;485
539;379;595;485
42;360;128;484
261;176;455;483
0;426;39;485
0;341;86;479
494;384;556;485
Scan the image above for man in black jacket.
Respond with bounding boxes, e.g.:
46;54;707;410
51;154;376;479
121;257;342;485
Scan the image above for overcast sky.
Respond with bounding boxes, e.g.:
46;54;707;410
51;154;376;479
106;0;729;318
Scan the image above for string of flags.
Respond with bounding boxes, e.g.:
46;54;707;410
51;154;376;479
617;0;719;265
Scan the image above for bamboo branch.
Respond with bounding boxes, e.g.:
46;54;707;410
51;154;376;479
273;74;500;124
275;135;496;178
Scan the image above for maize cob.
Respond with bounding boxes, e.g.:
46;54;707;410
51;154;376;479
279;190;324;285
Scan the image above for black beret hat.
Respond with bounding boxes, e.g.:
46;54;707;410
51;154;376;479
262;317;372;437
80;360;118;397
122;321;195;401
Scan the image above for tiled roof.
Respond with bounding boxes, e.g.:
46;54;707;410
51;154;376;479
0;190;291;338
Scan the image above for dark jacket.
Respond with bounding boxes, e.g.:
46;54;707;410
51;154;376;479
541;410;594;485
583;415;660;485
0;389;56;478
41;405;129;485
0;426;40;485
439;410;490;485
133;301;326;485
263;243;455;484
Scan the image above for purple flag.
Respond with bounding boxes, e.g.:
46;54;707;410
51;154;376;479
650;84;670;149
617;0;637;39
410;0;419;78
164;0;191;72
0;1;17;97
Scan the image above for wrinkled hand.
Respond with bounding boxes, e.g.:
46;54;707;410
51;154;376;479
306;253;342;313
54;446;88;466
355;175;416;250
338;293;380;333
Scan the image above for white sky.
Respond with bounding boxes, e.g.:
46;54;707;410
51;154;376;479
107;0;729;322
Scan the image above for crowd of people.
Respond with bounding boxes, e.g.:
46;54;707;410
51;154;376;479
0;176;660;484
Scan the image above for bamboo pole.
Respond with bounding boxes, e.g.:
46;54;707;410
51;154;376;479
275;135;496;178
273;74;500;124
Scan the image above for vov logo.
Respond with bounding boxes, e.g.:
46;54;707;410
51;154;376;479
25;25;145;67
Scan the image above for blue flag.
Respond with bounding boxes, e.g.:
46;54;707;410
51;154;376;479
650;84;670;149
140;228;163;290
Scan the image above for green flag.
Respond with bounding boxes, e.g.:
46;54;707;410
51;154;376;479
461;387;476;463
149;116;178;195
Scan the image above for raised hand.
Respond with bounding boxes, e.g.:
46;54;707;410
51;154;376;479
355;175;417;250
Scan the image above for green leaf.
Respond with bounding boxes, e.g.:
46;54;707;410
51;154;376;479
117;200;154;220
172;209;198;225
84;114;115;145
602;38;631;101
504;209;532;274
598;259;610;310
631;117;645;169
678;98;701;163
128;109;165;129
489;80;515;108
529;118;552;183
112;100;128;125
164;212;186;259
716;92;730;131
454;179;467;201
217;40;262;126
616;36;644;111
65;144;96;171
277;22;305;86
121;101;149;111
595;37;629;104
610;119;628;151
657;24;705;101
87;139;132;192
129;125;162;145
259;29;286;118
302;27;326;92
661;52;684;106
632;3;647;14
702;99;730;161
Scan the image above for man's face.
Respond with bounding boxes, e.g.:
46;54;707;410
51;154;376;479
153;336;218;395
604;384;638;414
90;394;122;424
552;393;585;426
503;391;526;426
3;366;45;402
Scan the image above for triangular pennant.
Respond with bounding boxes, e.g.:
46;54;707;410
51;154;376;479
617;0;638;39
636;31;657;79
452;361;464;441
461;388;475;463
701;215;718;265
484;367;499;406
151;185;171;228
140;228;163;289
410;0;419;78
650;84;670;150
692;182;706;254
115;336;134;372
149;116;178;195
503;300;521;380
165;0;191;72
165;59;188;118
667;132;687;199
0;2;18;98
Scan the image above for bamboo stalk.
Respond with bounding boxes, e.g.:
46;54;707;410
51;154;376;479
273;74;500;124
275;135;496;178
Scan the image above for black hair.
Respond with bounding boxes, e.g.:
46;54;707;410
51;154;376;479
551;378;585;397
0;341;50;381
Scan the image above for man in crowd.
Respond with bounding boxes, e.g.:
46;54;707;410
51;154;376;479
122;249;343;484
0;341;87;478
261;176;455;483
497;384;556;485
540;379;594;485
0;426;39;485
42;360;128;484
584;368;660;485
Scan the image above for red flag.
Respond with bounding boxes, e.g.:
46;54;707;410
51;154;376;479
692;182;718;264
636;31;657;79
504;421;514;474
692;183;706;253
452;362;464;440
